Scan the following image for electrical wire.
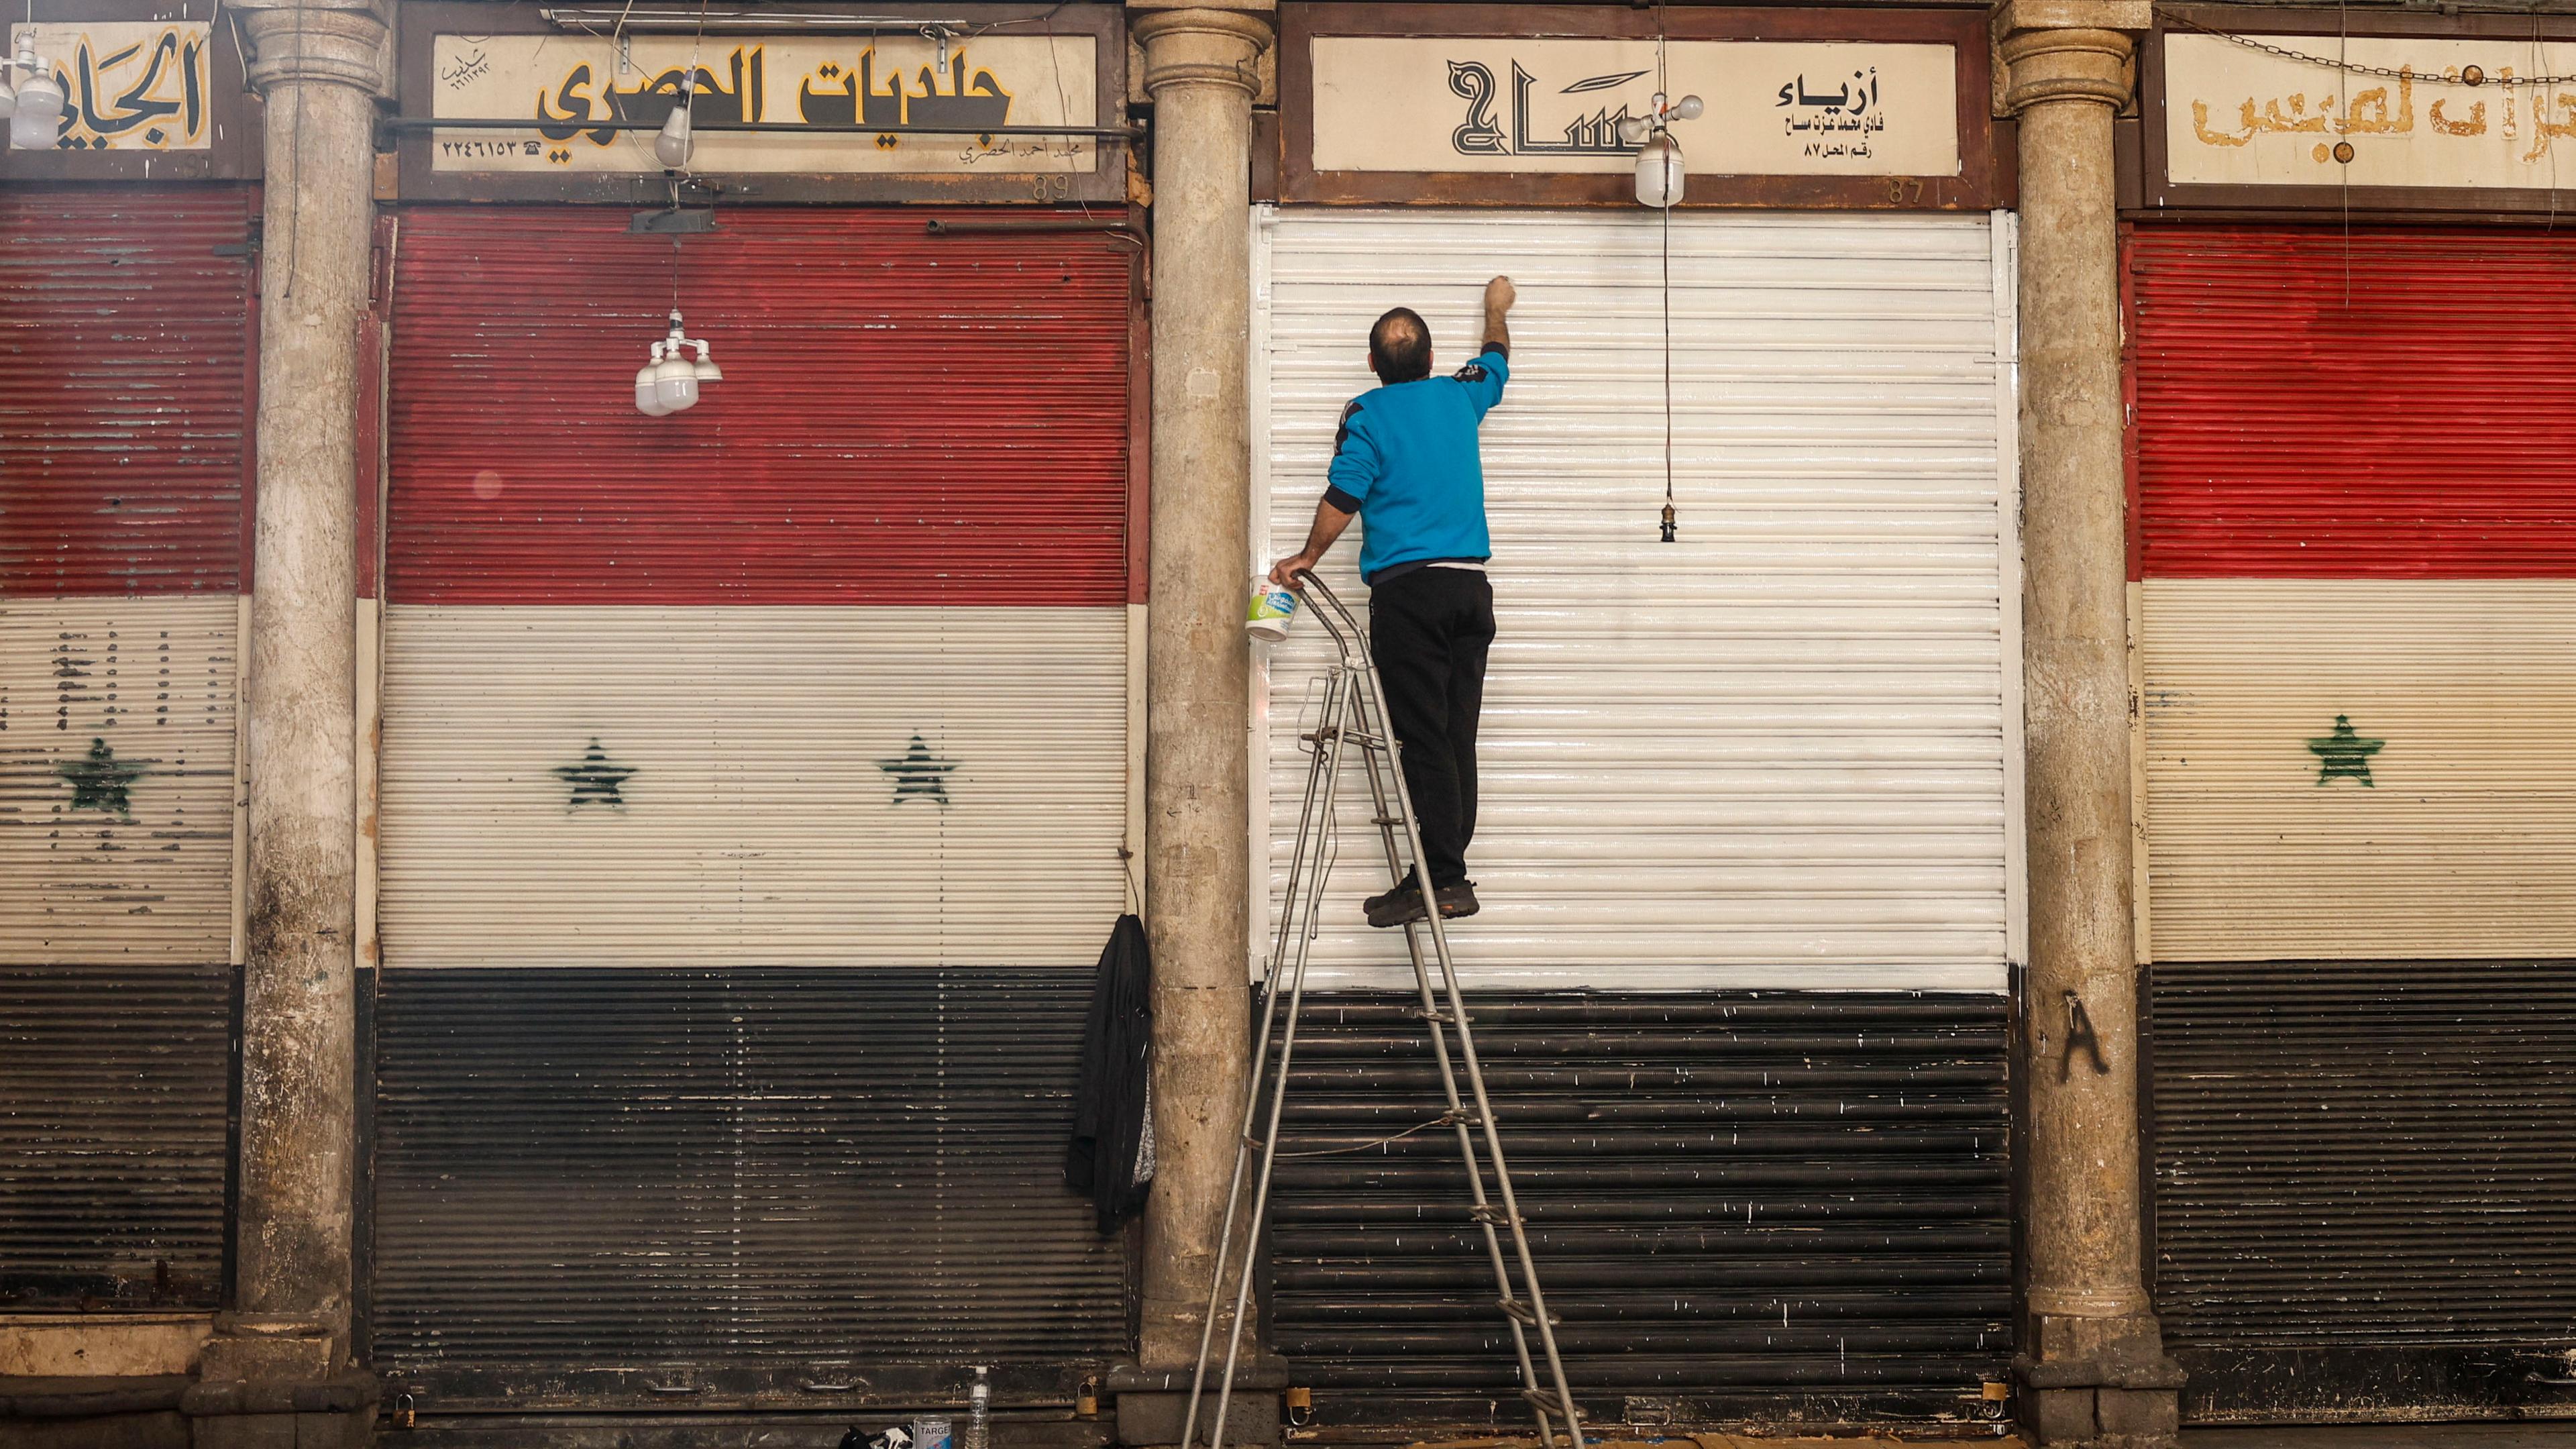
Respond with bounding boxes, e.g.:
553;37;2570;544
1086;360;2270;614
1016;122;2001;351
1273;1116;1451;1159
1655;0;1676;543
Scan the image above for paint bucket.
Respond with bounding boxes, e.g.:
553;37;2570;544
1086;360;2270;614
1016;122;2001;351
1246;580;1300;641
911;1417;953;1449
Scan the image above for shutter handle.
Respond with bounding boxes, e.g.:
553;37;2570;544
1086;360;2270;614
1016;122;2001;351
647;1383;703;1396
800;1380;862;1393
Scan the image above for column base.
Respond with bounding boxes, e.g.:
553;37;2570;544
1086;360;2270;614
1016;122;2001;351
186;1322;374;1449
2017;1312;2185;1446
1106;1359;1288;1448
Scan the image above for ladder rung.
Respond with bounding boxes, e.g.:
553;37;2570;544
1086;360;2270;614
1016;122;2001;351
1497;1297;1560;1328
1522;1388;1582;1420
1439;1108;1483;1129
1470;1203;1521;1228
1413;1006;1455;1025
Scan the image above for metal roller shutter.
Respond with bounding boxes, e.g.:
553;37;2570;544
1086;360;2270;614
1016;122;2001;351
2132;226;2576;1419
1269;992;2011;1424
371;969;1126;1405
0;184;252;1310
1248;207;2015;1421
1252;207;2019;992
2151;960;2576;1421
376;207;1138;1406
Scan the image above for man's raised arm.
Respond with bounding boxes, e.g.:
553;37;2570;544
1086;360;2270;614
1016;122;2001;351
1483;275;1515;358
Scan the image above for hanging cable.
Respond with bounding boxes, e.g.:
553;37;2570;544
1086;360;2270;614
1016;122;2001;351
1655;1;1677;543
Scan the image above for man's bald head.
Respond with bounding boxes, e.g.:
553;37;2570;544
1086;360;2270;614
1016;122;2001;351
1369;307;1433;384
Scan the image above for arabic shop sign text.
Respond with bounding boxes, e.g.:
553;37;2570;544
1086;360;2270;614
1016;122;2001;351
2168;33;2576;189
11;21;210;152
432;32;1097;174
1311;38;1958;178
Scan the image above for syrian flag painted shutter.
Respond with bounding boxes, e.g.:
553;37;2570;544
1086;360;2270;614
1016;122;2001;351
0;184;254;1311
2133;227;2576;961
380;209;1136;968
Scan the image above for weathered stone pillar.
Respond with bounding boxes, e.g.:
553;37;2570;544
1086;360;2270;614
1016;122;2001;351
191;4;387;1446
1119;3;1272;1442
1994;1;2181;1444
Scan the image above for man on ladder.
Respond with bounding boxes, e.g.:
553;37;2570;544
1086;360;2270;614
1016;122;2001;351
1270;274;1518;930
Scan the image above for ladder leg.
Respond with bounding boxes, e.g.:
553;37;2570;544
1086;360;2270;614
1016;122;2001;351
1183;670;1350;1449
1345;710;1560;1447
1346;656;1589;1449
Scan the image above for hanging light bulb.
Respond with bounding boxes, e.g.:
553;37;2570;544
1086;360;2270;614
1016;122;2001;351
1636;132;1684;209
691;339;722;382
649;310;700;413
653;101;693;170
0;50;19;121
635;341;675;417
10;55;64;150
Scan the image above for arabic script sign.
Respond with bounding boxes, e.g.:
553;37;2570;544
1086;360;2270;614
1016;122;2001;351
1311;38;1957;177
431;33;1096;174
9;21;211;151
2167;32;2576;189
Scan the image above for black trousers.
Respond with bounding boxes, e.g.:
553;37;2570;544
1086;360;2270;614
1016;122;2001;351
1368;568;1495;888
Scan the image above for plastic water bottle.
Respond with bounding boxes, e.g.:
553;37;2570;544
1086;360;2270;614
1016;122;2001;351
965;1366;989;1449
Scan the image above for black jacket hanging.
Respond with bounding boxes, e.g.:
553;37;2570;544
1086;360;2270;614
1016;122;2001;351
1067;912;1153;1233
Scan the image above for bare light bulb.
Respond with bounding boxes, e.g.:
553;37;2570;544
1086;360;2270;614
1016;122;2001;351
10;60;62;150
1670;94;1705;121
1616;114;1648;146
1635;133;1684;209
654;101;693;170
692;342;722;382
636;344;674;417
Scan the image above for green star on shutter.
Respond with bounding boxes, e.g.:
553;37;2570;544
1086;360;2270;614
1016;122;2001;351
2307;714;2384;788
877;734;957;806
58;737;144;815
553;738;637;808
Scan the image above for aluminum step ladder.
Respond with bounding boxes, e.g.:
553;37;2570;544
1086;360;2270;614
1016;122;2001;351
1181;572;1587;1449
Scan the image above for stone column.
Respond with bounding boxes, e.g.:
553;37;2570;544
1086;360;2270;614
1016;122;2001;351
1119;4;1272;1443
193;5;387;1446
1994;1;2181;1444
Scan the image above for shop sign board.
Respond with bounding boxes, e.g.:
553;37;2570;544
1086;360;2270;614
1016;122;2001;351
11;21;212;152
2166;32;2576;190
1311;38;1958;179
1280;5;2005;209
395;3;1126;204
429;32;1097;175
0;5;257;180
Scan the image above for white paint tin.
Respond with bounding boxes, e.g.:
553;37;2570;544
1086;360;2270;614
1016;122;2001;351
1246;580;1300;642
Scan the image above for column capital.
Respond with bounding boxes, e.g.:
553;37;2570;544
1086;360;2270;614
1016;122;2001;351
1134;8;1272;98
1992;0;2147;115
231;1;391;98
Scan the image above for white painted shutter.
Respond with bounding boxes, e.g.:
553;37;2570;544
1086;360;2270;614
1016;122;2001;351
378;606;1129;968
1252;207;2018;991
0;598;241;965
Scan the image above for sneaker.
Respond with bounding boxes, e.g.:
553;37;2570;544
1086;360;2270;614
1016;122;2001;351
1364;874;1479;928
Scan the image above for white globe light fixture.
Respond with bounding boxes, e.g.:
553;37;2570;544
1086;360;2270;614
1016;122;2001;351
634;309;720;417
1617;91;1703;209
8;36;64;150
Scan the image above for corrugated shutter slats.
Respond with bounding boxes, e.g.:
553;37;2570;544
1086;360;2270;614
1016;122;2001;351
1255;209;2014;991
386;208;1134;608
0;187;252;597
1269;992;2010;1415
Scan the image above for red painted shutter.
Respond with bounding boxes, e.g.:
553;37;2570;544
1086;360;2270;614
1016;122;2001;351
0;186;255;596
385;207;1134;606
2133;225;2576;580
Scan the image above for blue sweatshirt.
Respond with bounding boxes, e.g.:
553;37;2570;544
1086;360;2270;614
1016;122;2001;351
1322;348;1509;584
